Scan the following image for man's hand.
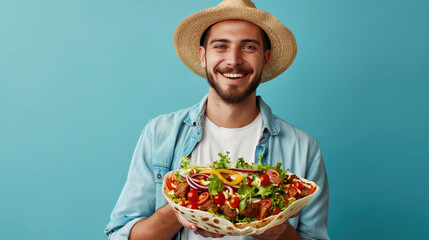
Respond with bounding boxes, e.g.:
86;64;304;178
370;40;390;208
174;210;224;238
251;212;301;240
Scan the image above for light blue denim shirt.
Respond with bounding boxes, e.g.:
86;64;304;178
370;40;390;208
105;95;330;240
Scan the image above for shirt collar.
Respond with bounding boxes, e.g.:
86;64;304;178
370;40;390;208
257;96;280;135
185;94;208;128
185;94;280;136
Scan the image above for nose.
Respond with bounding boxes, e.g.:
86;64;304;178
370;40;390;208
225;48;243;67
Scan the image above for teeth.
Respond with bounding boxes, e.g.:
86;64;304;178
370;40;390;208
223;73;244;78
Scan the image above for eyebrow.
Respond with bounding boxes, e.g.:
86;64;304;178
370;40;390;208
209;39;262;46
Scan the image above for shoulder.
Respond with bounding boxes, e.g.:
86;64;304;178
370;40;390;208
269;115;324;177
145;102;199;135
149;108;189;127
272;114;319;148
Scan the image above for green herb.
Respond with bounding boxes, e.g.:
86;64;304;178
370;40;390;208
181;156;190;169
272;195;285;211
167;192;181;204
286;198;296;208
211;151;231;170
235;216;258;223
175;172;186;182
252;153;270;172
207;174;223;196
234;157;253;170
237;183;255;198
216;212;231;221
237;184;256;211
254;184;274;198
239;198;249;212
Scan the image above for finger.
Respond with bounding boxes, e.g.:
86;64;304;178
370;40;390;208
177;215;198;231
253;221;288;239
263;223;285;235
194;229;224;238
290;212;300;218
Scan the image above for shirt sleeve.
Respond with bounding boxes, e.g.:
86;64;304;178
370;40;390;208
294;141;330;240
104;122;156;239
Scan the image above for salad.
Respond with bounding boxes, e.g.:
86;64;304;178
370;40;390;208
166;152;317;223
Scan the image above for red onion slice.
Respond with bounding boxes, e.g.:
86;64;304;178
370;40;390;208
186;175;200;189
229;168;261;173
186;175;208;191
191;173;209;179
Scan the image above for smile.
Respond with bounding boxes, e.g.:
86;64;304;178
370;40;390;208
221;73;245;79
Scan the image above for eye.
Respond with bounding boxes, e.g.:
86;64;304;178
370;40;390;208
214;45;226;49
243;45;256;50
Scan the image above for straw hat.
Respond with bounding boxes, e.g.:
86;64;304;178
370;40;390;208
173;0;297;83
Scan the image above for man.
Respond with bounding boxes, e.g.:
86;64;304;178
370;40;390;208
105;0;329;239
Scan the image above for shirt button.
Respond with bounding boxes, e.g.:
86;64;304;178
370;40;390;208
157;174;162;179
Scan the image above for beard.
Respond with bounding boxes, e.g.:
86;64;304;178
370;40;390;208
205;66;262;104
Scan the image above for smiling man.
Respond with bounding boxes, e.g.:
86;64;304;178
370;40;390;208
105;1;329;240
200;20;270;106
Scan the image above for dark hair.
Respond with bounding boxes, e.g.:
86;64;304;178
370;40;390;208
199;23;271;51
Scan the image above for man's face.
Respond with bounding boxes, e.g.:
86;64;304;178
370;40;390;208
199;20;271;104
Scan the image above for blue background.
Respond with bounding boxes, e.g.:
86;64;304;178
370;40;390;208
1;0;428;239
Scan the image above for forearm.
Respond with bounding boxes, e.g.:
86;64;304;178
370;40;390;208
279;222;301;240
253;219;301;240
129;204;182;240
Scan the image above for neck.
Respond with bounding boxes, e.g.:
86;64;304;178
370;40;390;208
206;88;260;128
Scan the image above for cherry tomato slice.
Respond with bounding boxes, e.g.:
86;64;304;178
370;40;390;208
285;186;298;200
166;176;175;190
246;176;253;187
294;181;303;190
272;206;281;215
171;175;179;186
196;192;210;205
266;169;282;184
186;202;198;209
229;197;240;209
179;199;186;207
257;199;272;220
260;174;270;186
213;193;226;205
187;189;198;202
259;199;272;208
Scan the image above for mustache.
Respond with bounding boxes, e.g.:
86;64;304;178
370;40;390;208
215;66;253;74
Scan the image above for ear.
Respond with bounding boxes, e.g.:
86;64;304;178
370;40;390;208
262;49;271;70
198;46;206;68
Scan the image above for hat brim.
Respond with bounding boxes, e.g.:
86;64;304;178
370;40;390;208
173;5;297;83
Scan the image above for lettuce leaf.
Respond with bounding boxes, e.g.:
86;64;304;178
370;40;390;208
207;174;223;196
181;156;190;170
252;153;270;172
234;157;253;170
235;216;258;223
211;151;231;170
254;184;274;198
237;183;256;211
239;198;249;212
237;183;255;198
175;172;186;183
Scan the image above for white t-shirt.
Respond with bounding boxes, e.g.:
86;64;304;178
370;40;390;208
182;113;264;240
